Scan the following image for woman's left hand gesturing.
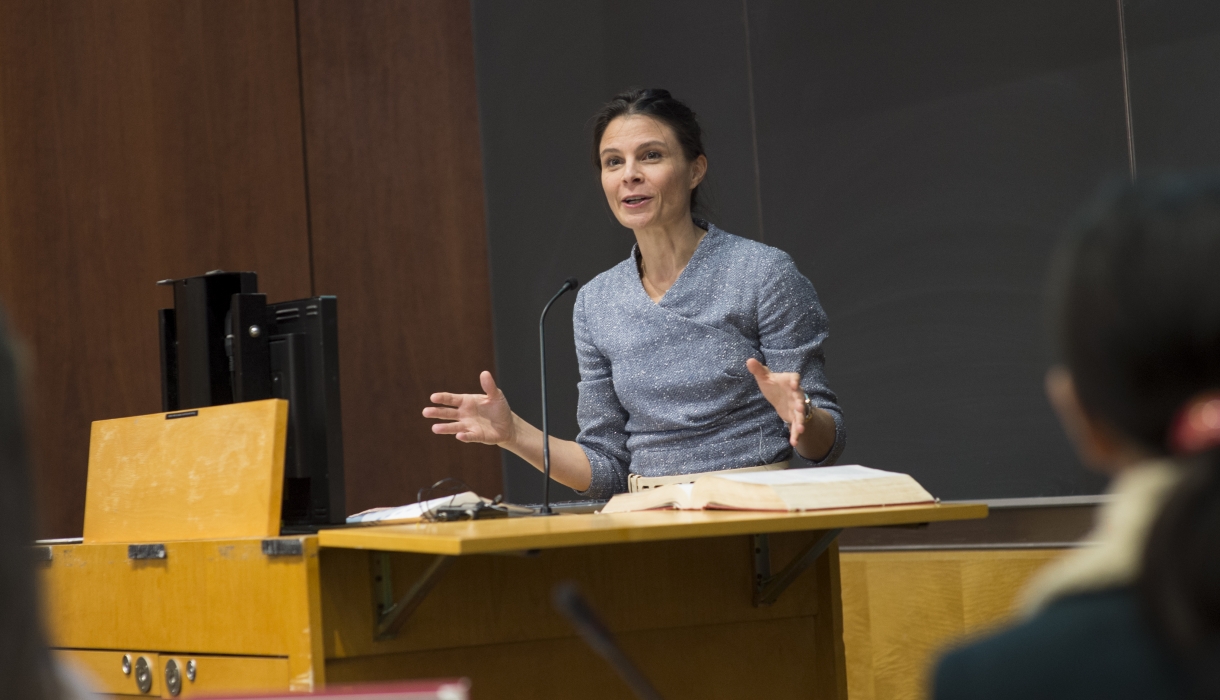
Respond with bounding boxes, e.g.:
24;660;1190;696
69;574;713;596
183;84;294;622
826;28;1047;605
747;358;838;460
746;358;808;447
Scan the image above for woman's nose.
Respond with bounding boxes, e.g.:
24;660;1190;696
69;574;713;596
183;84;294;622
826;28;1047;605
622;161;643;182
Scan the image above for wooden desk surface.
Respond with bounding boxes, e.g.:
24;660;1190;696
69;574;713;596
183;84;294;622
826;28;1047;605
317;502;987;555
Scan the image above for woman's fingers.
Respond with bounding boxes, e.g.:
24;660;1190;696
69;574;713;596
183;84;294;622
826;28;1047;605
429;392;464;407
422;406;460;420
425;373;504;445
745;358;769;379
788;377;806;446
431;420;468;435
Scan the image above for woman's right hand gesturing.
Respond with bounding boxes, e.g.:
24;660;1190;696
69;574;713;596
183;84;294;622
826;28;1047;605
423;371;594;491
423;371;516;445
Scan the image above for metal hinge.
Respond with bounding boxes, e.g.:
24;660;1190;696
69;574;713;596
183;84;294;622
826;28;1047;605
128;544;167;560
752;529;842;607
371;552;454;640
261;538;304;557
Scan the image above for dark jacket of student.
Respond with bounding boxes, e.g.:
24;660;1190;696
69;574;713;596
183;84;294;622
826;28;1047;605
934;464;1188;700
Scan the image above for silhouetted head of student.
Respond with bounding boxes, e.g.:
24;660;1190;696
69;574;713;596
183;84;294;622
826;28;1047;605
0;312;64;698
1047;173;1220;695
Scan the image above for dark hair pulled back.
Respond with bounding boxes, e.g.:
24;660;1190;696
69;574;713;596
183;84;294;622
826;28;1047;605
591;88;706;213
1051;173;1220;694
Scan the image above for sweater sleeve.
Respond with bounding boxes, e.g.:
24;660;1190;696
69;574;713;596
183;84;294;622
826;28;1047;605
755;252;846;465
571;289;631;498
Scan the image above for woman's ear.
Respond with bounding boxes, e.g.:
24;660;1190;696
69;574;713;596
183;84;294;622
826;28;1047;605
690;154;707;189
1045;366;1147;474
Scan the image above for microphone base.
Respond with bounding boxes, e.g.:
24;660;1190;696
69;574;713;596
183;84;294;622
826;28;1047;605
532;506;560;517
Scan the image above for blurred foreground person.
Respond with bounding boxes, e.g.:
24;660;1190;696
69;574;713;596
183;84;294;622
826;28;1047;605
934;175;1220;699
0;314;93;699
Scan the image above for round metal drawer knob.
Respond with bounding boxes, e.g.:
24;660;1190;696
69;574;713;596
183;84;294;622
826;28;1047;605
186;659;197;682
134;656;153;694
165;659;182;697
121;654;132;676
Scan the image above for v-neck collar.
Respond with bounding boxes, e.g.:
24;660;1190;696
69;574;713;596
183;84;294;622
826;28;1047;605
631;223;720;306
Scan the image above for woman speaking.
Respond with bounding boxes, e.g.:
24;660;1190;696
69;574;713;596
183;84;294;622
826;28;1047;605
424;88;845;499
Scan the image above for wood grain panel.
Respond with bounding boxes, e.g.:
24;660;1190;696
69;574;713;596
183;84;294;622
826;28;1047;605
297;0;500;512
83;400;287;544
0;0;312;537
326;616;819;700
840;549;1065;700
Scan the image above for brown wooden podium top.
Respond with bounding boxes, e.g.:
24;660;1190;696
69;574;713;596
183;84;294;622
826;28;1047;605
316;502;987;555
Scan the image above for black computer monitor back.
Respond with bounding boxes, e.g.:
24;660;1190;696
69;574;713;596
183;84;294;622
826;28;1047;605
267;297;345;528
159;272;345;529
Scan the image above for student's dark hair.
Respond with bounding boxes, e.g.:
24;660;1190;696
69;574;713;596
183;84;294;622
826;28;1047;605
591;88;706;213
1050;173;1220;695
0;313;63;698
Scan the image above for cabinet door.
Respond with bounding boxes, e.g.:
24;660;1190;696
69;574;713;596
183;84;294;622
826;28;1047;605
54;650;162;697
55;649;289;697
160;654;290;697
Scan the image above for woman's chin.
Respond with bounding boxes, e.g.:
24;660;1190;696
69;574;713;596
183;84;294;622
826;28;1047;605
616;211;657;230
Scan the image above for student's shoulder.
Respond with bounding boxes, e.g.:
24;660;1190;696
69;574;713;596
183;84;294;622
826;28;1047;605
933;588;1185;700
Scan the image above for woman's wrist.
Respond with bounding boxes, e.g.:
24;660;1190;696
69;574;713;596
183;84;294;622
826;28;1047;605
795;407;836;461
500;413;521;451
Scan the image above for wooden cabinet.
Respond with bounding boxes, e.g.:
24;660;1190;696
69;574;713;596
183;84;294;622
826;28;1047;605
41;537;322;695
55;650;289;698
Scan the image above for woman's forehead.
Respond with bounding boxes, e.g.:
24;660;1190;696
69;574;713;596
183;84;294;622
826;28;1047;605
601;114;675;149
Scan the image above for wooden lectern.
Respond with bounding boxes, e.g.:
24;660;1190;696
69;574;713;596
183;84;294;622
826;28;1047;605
41;402;987;698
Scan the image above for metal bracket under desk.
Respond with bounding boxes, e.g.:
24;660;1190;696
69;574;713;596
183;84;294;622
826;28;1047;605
371;552;454;640
752;529;842;607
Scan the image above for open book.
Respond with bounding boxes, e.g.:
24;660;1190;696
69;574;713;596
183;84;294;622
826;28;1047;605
599;465;935;514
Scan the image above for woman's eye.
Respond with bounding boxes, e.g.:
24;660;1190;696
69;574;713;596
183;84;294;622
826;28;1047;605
644;151;661;160
605;157;622;167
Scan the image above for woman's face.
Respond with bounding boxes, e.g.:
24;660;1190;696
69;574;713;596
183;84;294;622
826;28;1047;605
598;114;707;232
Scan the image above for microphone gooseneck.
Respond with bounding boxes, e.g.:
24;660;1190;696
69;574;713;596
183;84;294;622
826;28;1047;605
552;582;664;700
538;277;579;515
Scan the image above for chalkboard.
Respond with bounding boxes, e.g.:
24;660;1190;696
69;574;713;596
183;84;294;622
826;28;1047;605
470;0;1220;503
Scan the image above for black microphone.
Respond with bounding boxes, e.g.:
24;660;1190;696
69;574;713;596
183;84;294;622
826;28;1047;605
538;277;579;515
552;582;664;700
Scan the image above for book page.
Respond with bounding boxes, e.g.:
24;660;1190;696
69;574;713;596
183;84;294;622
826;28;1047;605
706;465;899;486
599;483;695;514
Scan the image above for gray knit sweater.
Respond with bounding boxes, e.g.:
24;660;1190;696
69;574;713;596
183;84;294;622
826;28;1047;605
573;223;846;499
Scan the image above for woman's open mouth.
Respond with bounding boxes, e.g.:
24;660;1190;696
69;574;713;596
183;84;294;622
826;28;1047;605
622;195;653;208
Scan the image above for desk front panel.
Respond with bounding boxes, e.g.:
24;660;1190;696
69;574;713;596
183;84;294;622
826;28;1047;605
320;530;840;698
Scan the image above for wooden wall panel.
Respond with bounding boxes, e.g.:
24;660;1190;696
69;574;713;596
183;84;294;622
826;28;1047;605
298;0;501;512
840;549;1064;700
0;1;312;537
